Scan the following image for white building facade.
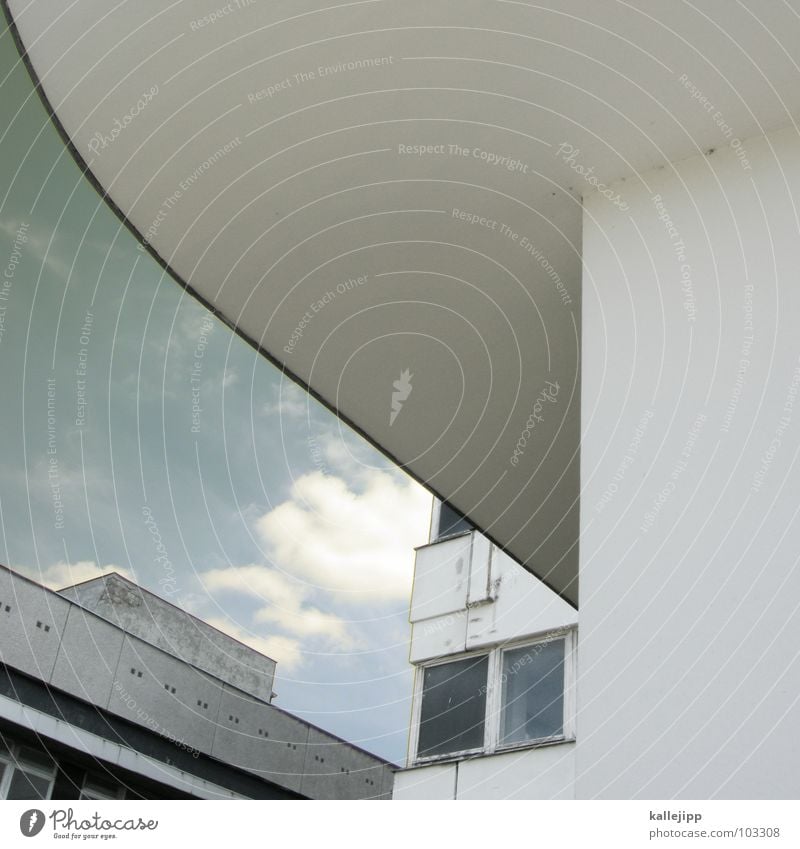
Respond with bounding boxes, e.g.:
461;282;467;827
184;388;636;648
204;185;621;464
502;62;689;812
394;506;577;799
396;124;800;799
6;0;800;801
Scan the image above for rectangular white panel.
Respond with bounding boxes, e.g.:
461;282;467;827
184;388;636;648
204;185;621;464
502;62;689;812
466;550;576;650
210;685;309;795
410;534;471;622
108;636;223;755
409;610;468;663
456;743;575;800
50;606;125;708
392;763;457;800
466;533;493;606
0;569;70;681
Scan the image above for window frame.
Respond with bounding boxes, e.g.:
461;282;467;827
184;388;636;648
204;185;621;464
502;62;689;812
410;628;577;765
430;500;473;544
0;742;57;801
412;649;491;763
80;774;126;800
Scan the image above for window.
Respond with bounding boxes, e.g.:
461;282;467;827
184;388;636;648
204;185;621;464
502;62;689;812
81;774;125;800
417;655;488;758
500;639;565;745
0;741;56;800
434;501;473;541
412;630;575;763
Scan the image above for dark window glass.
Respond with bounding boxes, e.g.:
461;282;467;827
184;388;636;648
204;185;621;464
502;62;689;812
81;775;122;800
16;747;54;771
6;769;51;800
500;639;565;745
418;655;488;758
436;502;472;540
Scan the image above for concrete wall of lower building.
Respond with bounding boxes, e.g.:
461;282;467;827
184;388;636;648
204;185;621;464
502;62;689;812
578;123;800;799
393;742;575;800
299;727;390;800
0;565;393;799
50;605;126;707
58;573;276;703
0;567;71;681
210;684;311;795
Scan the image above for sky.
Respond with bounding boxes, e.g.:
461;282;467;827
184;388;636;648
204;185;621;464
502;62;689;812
0;28;431;764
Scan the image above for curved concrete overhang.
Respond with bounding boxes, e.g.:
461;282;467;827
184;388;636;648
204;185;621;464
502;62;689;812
7;1;800;606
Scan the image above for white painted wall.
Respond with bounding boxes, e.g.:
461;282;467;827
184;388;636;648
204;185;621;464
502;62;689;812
409;531;577;663
394;743;575;800
393;763;457;800
578;125;800;799
397;527;577;797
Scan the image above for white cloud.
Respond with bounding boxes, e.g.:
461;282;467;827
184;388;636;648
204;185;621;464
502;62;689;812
315;429;372;473
0;218;71;280
256;469;431;601
19;560;132;591
201;564;355;648
203;615;304;672
199;434;431;673
204;564;304;607
261;380;309;420
253;604;352;644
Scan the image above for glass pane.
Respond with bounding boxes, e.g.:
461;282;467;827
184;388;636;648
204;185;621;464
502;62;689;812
81;775;120;800
501;639;565;745
436;502;472;540
16;746;54;771
6;769;51;800
418;655;488;758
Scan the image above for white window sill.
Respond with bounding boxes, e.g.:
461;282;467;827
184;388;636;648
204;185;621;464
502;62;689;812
412;735;575;768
